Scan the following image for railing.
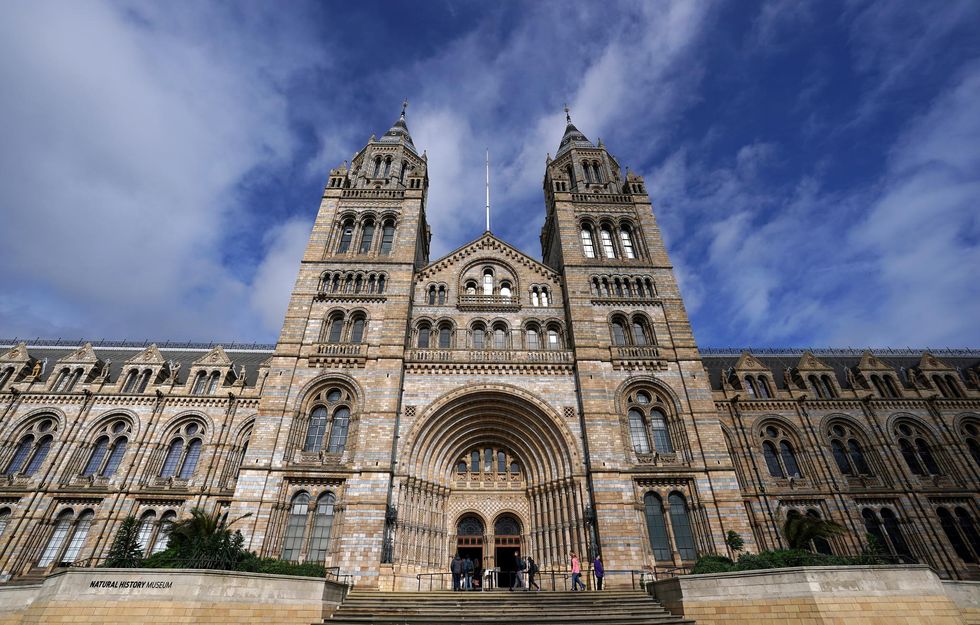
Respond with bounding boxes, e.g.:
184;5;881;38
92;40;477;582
314;342;369;357
0;338;276;351
611;345;660;359
341;188;405;199
571;193;633;204
457;294;521;309
405;349;573;365
414;568;657;592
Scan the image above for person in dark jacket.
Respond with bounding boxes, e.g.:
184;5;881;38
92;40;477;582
451;554;462;591
510;551;526;591
593;554;605;590
463;556;474;590
526;555;541;591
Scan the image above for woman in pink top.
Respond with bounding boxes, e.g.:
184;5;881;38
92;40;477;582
570;552;586;591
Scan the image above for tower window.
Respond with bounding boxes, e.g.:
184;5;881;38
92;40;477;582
379;222;395;255
337;222;354;253
359;221;375;253
620;226;637;259
483;270;493;295
599;227;616;258
580;226;596;258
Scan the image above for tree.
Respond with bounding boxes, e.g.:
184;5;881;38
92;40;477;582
163;507;251;569
782;513;846;551
725;530;744;554
103;516;144;568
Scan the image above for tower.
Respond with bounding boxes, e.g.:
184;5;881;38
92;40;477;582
540;110;756;566
230;105;429;587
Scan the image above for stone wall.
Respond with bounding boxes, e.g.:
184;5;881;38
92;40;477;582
944;581;980;625
650;565;972;625
0;568;346;625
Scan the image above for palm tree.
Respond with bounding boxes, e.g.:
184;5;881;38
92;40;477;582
164;507;251;569
782;512;846;551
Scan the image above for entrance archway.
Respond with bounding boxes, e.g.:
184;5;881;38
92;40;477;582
392;386;591;578
456;515;485;582
494;514;522;588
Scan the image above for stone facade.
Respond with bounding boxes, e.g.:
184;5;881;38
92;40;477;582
0;108;978;589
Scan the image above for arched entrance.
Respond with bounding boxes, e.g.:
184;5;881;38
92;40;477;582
392;386;591;586
456;515;485;579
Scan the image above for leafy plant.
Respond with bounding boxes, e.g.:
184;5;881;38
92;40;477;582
781;514;847;551
725;530;744;554
162;507;252;570
103;516;144;568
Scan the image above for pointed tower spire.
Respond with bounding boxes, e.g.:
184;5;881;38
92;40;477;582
556;104;595;157
380;100;417;153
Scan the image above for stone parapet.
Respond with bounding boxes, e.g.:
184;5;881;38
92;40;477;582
650;565;972;625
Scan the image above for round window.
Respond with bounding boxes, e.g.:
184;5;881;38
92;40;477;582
112;422;126;434
327;389;342;402
832;425;845;437
765;426;779;438
636;391;651;404
38;420;52;432
965;423;978;437
899;424;912;436
186;423;199;436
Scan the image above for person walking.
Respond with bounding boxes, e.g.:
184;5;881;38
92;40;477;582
570;552;586;591
451;553;462;591
526;555;541;591
463;556;474;591
593;554;604;591
510;551;526;591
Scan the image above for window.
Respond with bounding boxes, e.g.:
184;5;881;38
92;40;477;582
282;493;310;561
628;409;651;454
611;319;627;346
159;422;204;480
566;164;576;189
372;157;382;178
438;325;452;349
350;316;365;343
122;370;139;393
472;324;485;350
0;367;14;390
337;221;354;253
326;407;350;453
327;315;344;343
895;422;941;476
379;222;395;255
427;286;436;305
38;509;94;568
757;376;773;399
540;288;549;306
761;424;802;478
806;509;833;555
437;286;446;304
191;371;208;395
938;507;978;563
465;281;477;295
620;226;636;259
82;437;109;477
828;423;872;476
631;317;651;346
669;492;697;560
650;409;672;453
497;451;506;473
383;157;391;178
526;327;539;351
963;421;980;468
546;328;560;350
499;282;511;299
359;222;375;253
0;508;10;539
644;493;671;561
483;270;493;295
580;227;596;258
136;512;156;553
417;325;431;349
820;375;837;398
884;376;900;397
531;290;539;306
599;227;616;258
206;371;221;395
307;493;337;563
152;511;176;554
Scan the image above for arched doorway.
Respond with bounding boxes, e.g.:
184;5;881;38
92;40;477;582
494;514;522;588
393;386;590;584
456;514;485;582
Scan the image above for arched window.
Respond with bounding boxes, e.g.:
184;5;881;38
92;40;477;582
806;509;833;555
583;161;594;183
427;285;436;305
593;161;604;183
178;439;202;480
757;376;773;399
879;508;912;560
4;435;33;476
611;318;628;346
620;226;637;259
828;422;872;476
359;221;375;253
566;164;576;189
0;367;15;390
938;507;977;563
580;226;596;258
932;375;951;398
160;439;183;477
104;437;129;477
438;324;452;349
946;375;964;398
372;157;382;178
525;326;539;351
326;407;350;453
483;269;493;295
326;315;344;343
379;221;395;255
820;375;837;398
862;508;888;554
631;316;651;346
307;493;336;563
417;324;431;349
40;509;94;567
649;409;672;453
137;368;152;392
808;375;825;399
531;289;539;307
83;437;110;477
206;371;221;395
668;492;697;561
337;221;354;253
643;493;671;561
599;226;616;258
38;510;73;567
282;492;310;561
465;281;477;295
136;511;157;553
762;441;784;478
383;157;391;178
895;422;941;476
304;406;329;452
546;327;561;350
22;436;52;477
437;286;446;304
884;376;900;397
122;370;139;393
350;316;366;344
191;371;208;395
962;422;980;468
955;508;980;561
152;511;176;554
744;376;759;398
540;288;549;306
471;450;480;473
472;323;485;350
376;275;385;293
499;282;512;300
497;451;506;473
870;375;887;397
628;409;651;454
52;368;70;392
760;424;802;478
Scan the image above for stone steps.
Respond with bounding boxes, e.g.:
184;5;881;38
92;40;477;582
324;590;694;625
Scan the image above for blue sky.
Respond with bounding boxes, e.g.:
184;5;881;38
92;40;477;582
1;0;978;348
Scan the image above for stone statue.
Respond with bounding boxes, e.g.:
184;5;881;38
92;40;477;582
237;365;247;381
30;361;41;377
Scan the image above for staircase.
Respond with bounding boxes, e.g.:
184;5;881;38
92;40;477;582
324;590;694;625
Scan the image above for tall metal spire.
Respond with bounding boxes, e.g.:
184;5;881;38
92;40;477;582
485;148;491;233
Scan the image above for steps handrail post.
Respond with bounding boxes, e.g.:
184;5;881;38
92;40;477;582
416;573;421;592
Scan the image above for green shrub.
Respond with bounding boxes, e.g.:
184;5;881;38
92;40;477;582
689;548;897;575
103;516;144;568
691;554;734;574
235;554;327;577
